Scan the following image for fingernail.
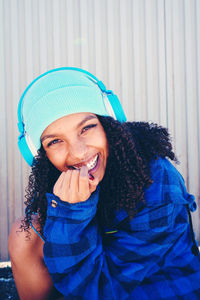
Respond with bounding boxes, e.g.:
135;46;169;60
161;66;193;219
80;165;88;176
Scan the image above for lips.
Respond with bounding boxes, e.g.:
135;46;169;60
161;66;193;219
69;154;99;173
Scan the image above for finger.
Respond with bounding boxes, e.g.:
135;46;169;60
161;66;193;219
53;171;66;195
79;165;88;177
69;169;79;193
79;166;90;199
53;171;72;200
61;170;72;190
60;170;76;201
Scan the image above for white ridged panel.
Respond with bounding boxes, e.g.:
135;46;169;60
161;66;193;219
94;0;109;83
132;0;148;121
106;0;121;103
0;0;9;260
197;0;200;212
0;0;199;261
157;0;167;128
145;0;160;124
171;0;187;175
39;0;48;71
119;0;134;120
183;0;200;237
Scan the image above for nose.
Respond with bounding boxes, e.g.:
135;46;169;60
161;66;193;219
67;139;88;164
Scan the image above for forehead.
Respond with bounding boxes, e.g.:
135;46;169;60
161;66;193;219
41;112;98;135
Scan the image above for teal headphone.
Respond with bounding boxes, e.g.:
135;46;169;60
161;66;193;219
17;67;126;166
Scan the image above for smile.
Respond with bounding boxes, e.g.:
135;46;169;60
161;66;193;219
87;154;99;171
71;154;99;172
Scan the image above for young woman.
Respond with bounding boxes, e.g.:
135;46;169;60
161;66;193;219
9;68;200;300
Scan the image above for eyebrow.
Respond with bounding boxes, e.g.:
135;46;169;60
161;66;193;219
77;114;97;128
41;114;97;143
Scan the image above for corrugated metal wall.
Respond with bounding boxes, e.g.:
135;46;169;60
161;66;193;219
0;0;199;261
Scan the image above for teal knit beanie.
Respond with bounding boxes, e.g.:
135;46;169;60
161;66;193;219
20;69;110;155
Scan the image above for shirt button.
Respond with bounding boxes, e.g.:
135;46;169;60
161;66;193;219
51;200;58;208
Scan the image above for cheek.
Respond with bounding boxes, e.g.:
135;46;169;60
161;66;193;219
95;131;108;161
46;148;67;170
47;155;61;168
100;131;108;157
104;137;109;159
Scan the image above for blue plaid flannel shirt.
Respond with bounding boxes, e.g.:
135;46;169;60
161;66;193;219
43;157;200;299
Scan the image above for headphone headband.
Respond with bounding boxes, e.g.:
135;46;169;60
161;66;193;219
18;67;126;166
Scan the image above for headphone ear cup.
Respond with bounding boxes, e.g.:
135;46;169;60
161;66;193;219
79;72;126;122
106;92;127;122
18;135;34;166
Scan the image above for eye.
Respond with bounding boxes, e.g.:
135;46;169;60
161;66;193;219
47;139;61;147
81;124;97;134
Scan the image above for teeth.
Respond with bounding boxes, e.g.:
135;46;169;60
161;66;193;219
86;154;98;171
70;154;98;171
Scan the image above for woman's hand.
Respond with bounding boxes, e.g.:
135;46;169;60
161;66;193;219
53;166;99;203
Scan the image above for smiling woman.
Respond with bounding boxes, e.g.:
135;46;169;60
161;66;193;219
41;113;108;184
8;67;200;300
41;112;108;203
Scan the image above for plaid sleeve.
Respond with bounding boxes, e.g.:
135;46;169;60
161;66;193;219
43;187;114;299
103;158;199;299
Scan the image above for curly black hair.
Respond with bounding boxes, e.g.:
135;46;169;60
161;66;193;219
21;116;177;236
